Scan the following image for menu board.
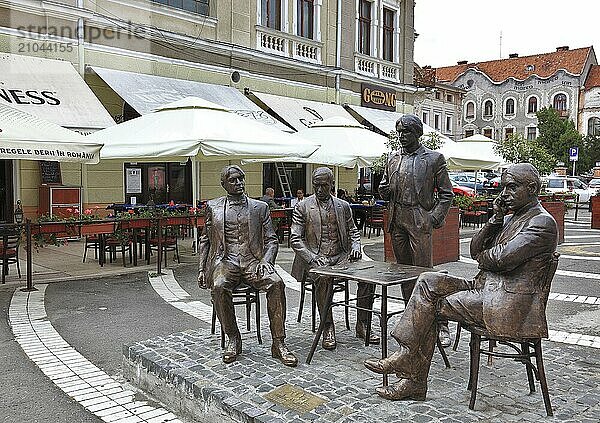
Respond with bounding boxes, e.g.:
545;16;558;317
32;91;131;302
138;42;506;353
39;161;62;185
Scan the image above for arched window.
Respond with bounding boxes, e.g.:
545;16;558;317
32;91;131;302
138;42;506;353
483;100;493;117
465;101;475;119
528;96;538;114
553;93;567;111
588;117;600;136
505;98;515;115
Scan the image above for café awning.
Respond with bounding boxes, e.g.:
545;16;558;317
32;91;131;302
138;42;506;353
246;91;357;132
0;103;103;164
89;67;290;132
0;53;114;131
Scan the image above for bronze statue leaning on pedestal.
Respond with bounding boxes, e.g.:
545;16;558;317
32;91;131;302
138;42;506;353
378;114;454;347
197;165;297;367
290;167;379;350
364;163;558;401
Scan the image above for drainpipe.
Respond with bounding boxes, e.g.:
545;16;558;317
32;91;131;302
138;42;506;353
76;0;85;76
335;0;342;104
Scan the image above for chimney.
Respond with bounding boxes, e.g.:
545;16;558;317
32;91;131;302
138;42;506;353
457;60;468;65
509;53;519;58
556;46;569;52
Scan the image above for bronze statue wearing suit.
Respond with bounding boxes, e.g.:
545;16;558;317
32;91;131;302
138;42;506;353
365;163;558;401
198;165;297;366
379;114;454;346
291;167;378;350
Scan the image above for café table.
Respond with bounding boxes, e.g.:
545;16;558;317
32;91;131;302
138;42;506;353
306;260;449;386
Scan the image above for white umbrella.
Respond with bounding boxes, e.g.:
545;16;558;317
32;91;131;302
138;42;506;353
87;97;319;161
458;134;495;143
438;140;504;171
244;116;388;168
0;103;103;164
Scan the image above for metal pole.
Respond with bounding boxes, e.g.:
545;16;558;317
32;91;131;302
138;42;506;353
572;160;576;177
575;194;579;221
21;219;37;292
157;217;162;275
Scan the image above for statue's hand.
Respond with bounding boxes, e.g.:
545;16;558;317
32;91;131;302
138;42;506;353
492;196;508;221
197;271;207;289
349;248;362;261
256;260;274;278
313;256;330;267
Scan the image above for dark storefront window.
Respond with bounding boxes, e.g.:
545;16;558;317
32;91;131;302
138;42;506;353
0;160;14;223
151;0;209;16
263;163;306;199
124;162;191;205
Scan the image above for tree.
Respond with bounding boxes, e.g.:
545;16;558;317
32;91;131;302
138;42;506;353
371;130;446;174
494;133;555;175
536;107;585;171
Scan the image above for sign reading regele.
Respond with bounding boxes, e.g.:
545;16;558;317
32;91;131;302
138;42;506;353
361;83;397;111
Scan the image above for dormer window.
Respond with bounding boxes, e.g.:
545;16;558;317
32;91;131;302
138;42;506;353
526;64;535;72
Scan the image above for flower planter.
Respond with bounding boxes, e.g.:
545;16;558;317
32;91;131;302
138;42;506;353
165;216;190;226
37;223;67;234
120;219;151;229
541;201;565;244
383;207;460;265
592;196;600;229
80;222;115;236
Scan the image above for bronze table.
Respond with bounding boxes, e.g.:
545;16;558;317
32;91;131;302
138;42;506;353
306;260;433;386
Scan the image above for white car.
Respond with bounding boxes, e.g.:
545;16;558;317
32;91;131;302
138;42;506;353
543;176;593;203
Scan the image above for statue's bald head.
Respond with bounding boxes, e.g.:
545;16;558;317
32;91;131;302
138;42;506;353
503;163;541;195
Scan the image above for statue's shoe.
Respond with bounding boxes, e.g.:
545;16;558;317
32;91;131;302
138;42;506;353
222;336;242;364
438;323;452;348
375;379;427;401
271;340;298;367
322;325;337;350
356;322;380;344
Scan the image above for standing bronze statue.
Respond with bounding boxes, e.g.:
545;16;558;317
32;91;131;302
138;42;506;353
197;165;297;367
365;163;558;401
378;114;454;346
291;167;378;350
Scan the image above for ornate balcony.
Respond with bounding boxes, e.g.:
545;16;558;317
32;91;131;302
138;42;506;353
256;26;322;65
354;52;403;83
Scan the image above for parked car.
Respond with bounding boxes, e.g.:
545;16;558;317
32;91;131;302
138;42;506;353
451;180;475;197
543;176;594;203
483;176;502;195
588;178;600;193
449;174;485;192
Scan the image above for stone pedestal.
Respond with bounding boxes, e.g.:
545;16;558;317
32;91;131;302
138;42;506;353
383;207;460;265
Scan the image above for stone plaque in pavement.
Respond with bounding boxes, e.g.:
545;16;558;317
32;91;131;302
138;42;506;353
264;384;327;413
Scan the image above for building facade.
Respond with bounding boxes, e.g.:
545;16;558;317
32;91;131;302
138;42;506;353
582;65;600;137
0;0;417;220
435;46;597;141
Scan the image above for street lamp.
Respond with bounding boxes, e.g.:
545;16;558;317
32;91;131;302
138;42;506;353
14;199;24;225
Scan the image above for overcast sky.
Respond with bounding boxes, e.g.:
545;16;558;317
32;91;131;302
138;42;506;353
414;0;600;68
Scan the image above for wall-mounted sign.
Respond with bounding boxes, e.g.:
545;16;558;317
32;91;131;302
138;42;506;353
361;84;397;111
126;168;142;193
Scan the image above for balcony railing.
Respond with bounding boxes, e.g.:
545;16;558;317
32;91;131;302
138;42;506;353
354;52;403;83
256;26;322;64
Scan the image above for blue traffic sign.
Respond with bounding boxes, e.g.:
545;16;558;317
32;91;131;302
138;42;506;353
569;147;579;161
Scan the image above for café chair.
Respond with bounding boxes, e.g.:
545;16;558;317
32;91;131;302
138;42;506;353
463;252;559;416
1;227;21;284
297;272;350;332
82;235;99;262
363;205;385;238
211;284;262;347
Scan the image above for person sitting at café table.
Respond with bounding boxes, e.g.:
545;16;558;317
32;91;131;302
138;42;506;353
290;188;305;207
364;163;558;401
260;187;281;209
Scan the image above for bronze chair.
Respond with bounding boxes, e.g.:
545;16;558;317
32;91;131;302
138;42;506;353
464;252;560;416
1;227;21;284
211;284;262;347
297;272;350;333
363;205;385;238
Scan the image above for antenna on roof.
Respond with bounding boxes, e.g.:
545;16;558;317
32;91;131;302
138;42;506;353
499;31;503;58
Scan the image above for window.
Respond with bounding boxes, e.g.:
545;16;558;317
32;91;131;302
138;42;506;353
465;102;475;119
434;113;440;130
527;127;537;140
483;100;493;117
435;91;441;100
483;128;493;139
505;98;515;115
588;117;600;136
261;0;281;30
446;94;453;102
505;127;514;140
152;0;209;15
553;93;567;111
465;129;475;137
528;96;538;114
422;111;429;125
297;0;314;38
382;8;394;62
358;0;371;55
445;116;452;132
